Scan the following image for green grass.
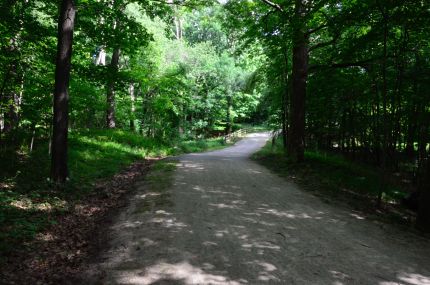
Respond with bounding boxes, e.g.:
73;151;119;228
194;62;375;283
252;138;407;209
68;129;172;188
175;137;230;153
0;129;230;259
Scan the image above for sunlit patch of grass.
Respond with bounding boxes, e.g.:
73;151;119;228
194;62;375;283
174;137;230;154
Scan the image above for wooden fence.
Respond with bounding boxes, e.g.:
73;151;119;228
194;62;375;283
224;128;249;143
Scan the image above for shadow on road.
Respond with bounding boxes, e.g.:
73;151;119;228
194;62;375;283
84;134;430;285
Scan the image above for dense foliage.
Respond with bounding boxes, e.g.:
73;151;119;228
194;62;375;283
0;0;263;258
0;1;260;144
223;0;430;229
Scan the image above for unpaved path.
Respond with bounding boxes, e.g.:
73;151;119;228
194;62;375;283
83;133;430;285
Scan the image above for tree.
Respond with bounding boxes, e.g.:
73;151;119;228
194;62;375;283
417;159;430;232
106;48;120;128
51;0;76;183
288;0;308;162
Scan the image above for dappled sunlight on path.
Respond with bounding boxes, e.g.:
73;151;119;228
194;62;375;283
83;133;430;284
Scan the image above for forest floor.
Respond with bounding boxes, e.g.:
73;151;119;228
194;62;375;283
77;133;430;285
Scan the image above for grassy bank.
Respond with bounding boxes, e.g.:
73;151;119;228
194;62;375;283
0;129;230;258
252;139;412;222
175;137;230;153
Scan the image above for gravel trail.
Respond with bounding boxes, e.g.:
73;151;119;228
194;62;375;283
84;133;430;285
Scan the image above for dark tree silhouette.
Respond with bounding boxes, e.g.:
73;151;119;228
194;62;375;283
51;0;75;183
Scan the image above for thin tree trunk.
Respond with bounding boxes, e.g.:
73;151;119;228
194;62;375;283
179;18;183;39
106;48;120;129
95;46;106;65
129;82;135;131
226;94;232;135
405;58;419;157
175;18;182;40
29;124;36;152
377;9;389;207
2;37;22;136
51;0;75;184
281;95;288;150
282;48;289;150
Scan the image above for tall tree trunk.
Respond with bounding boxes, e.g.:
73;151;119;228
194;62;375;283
174;17;182;40
371;76;381;165
106;48;120;129
281;94;288;150
405;63;419;157
282;48;289;150
51;0;75;184
417;109;430;231
377;9;389;207
226;94;232;135
417;158;430;232
1;37;22;136
288;0;308;162
129;82;135;131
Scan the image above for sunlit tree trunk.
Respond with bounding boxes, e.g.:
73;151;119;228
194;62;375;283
51;0;75;184
95;46;106;66
174;18;182;40
129;82;135;131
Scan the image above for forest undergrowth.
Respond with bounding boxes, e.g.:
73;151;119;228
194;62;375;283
0;129;230;263
253;138;419;228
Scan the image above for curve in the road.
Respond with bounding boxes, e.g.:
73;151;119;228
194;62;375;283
84;133;430;285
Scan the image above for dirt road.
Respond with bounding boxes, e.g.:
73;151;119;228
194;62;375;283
84;133;430;285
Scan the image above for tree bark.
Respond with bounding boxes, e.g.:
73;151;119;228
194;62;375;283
417;158;430;232
129;82;135;131
106;48;120;129
377;8;389;207
51;0;75;184
288;0;308;162
282;48;289;150
226;94;232;135
1;37;22;136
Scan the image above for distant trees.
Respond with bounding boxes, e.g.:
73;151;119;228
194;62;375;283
1;1;259;183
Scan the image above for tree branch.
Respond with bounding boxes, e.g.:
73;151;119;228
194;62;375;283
259;0;285;13
309;37;336;52
306;24;328;36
